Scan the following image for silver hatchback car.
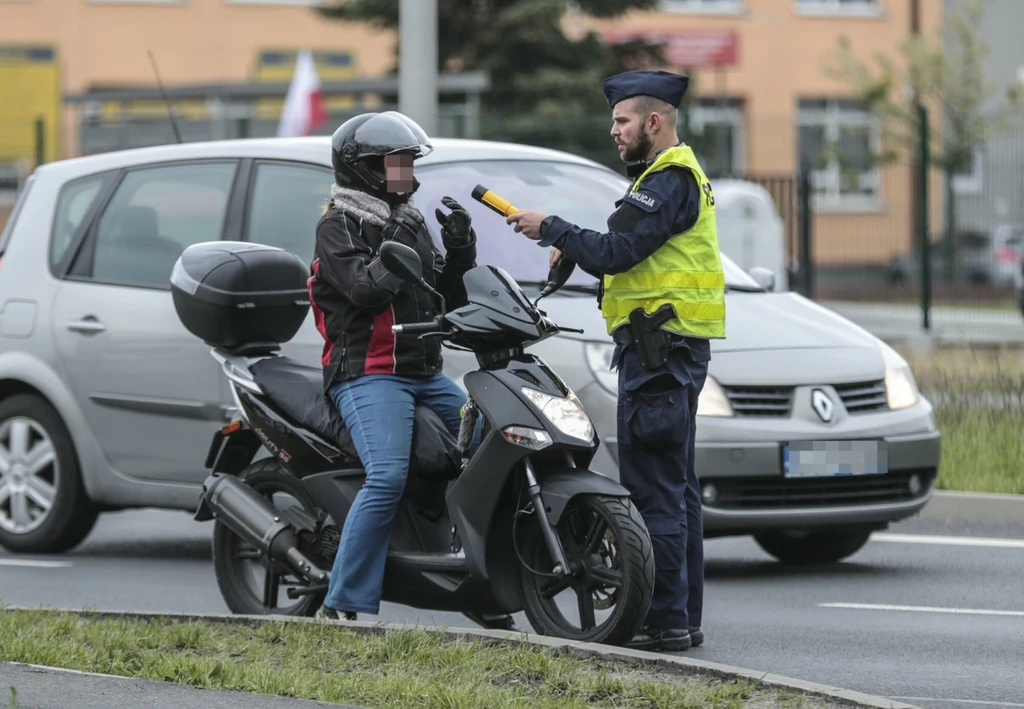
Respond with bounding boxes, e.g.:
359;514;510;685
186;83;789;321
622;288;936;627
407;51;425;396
0;136;940;563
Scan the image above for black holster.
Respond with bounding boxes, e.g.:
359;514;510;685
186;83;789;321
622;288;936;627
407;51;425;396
627;304;676;370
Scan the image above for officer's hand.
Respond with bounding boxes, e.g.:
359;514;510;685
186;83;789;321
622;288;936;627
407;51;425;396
549;248;563;268
435;196;475;249
506;209;548;241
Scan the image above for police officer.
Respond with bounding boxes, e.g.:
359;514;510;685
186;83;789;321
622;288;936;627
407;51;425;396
506;69;726;652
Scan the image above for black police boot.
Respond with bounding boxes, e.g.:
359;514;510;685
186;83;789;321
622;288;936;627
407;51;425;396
626;626;692;652
464;611;522;632
689;627;704;647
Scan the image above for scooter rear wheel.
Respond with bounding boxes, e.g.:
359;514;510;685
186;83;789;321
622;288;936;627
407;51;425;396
212;458;328;616
516;494;654;646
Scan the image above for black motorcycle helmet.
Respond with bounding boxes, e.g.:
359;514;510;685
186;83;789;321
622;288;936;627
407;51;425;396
331;111;433;198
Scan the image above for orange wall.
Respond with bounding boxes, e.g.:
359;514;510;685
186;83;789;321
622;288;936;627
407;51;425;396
0;0;395;93
567;0;946;264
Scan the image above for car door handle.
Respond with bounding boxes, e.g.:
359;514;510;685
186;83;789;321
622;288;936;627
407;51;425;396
67;317;106;335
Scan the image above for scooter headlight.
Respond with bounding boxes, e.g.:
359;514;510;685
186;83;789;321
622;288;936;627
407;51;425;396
521;387;595;443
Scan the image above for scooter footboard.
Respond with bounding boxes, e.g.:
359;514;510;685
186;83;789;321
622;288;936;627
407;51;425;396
539;470;630;525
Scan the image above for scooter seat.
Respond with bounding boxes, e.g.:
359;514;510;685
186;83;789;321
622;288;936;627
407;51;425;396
248;356;462;479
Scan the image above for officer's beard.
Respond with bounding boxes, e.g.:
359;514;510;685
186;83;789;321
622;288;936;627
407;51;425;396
623;125;654;164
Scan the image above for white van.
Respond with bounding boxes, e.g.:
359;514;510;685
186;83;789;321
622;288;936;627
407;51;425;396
713;179;789;292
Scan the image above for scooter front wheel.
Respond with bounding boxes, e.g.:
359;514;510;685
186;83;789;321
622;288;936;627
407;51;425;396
516;494;654;646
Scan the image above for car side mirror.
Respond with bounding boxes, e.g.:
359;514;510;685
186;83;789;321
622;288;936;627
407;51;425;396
380;241;424;287
748;266;776;292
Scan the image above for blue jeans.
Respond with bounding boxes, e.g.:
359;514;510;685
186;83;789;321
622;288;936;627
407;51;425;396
323;372;469;615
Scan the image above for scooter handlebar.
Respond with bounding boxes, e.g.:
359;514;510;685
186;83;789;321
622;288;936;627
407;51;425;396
392;316;445;335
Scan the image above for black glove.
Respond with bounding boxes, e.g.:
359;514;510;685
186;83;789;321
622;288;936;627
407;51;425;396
435;196;475;249
382;202;424;247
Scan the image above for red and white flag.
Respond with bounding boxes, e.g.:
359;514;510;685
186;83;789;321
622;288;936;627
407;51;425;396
277;50;328;137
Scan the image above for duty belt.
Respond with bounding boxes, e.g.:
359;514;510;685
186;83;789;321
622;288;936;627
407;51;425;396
612;326;685;346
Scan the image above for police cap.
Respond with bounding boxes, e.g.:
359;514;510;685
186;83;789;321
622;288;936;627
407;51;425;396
602;70;690;109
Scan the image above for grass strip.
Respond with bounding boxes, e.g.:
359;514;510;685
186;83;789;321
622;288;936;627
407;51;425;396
893;346;1024;494
0;609;849;708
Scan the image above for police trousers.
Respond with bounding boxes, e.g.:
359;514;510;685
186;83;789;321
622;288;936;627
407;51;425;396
616;341;709;630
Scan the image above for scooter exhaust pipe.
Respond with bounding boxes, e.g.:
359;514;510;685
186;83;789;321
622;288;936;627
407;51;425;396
200;474;329;584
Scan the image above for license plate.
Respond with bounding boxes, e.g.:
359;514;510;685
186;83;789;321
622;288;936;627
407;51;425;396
782;440;888;478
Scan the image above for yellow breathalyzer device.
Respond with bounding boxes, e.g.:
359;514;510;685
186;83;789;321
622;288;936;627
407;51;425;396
472;184;519;217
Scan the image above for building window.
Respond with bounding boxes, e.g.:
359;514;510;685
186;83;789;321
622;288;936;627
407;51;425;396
225;0;326;5
683;98;745;178
795;0;883;17
660;0;746;14
798;98;881;211
86;0;187;4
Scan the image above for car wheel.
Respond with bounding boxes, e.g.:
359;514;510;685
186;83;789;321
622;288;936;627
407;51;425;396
0;394;100;554
753;528;873;565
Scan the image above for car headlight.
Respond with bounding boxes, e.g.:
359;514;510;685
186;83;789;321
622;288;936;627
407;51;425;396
584;341;618;394
881;344;920;410
521;386;595;442
697;376;733;417
586;341;732;417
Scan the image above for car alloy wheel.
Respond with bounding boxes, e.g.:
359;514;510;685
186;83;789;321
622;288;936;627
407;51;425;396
0;416;59;535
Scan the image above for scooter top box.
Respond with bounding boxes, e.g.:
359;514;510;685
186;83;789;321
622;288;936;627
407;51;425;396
171;240;310;351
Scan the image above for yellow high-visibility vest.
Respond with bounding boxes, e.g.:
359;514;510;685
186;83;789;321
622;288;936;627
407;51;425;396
601;144;726;339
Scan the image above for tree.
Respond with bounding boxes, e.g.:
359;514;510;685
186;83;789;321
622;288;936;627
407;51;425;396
316;0;669;167
821;0;1022;282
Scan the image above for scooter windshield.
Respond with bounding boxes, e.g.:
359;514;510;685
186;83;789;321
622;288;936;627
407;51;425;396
462;265;541;326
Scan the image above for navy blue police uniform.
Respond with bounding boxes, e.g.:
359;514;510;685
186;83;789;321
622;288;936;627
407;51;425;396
536;70;711;652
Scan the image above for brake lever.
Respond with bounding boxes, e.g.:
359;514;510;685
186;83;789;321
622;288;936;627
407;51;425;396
559;326;585;334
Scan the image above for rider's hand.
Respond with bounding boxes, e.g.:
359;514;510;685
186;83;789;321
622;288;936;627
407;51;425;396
435;196;475;249
383;202;424;248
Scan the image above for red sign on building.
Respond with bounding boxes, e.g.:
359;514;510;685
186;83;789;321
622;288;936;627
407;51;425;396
601;29;740;68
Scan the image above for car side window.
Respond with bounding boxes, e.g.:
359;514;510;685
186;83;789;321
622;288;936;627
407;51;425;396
246;162;331;264
83;162;237;289
50;176;105;268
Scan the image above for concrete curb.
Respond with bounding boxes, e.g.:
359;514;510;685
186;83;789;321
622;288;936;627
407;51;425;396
917;490;1024;526
4;606;920;709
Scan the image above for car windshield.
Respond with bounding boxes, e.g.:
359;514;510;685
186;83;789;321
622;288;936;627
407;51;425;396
414;159;763;291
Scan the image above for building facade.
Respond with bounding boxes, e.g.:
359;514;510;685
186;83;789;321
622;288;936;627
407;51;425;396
2;0;947;280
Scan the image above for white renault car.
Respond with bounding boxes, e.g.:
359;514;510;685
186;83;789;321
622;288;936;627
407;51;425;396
0;136;939;564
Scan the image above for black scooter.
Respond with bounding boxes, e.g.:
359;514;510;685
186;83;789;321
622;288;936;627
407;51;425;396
171;239;654;645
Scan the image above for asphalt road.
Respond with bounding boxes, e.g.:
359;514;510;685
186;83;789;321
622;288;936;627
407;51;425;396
0;662;359;709
1;510;1022;709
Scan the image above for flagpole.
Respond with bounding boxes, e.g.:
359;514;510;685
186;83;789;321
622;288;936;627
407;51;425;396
399;0;438;136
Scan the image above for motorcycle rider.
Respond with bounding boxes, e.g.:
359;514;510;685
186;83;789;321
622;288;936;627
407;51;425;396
309;111;516;631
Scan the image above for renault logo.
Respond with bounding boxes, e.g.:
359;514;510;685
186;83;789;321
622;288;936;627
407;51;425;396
811;389;835;423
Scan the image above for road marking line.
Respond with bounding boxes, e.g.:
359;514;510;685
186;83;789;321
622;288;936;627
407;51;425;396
0;558;72;568
820;602;1024;617
893;698;1024;708
873;533;1024;549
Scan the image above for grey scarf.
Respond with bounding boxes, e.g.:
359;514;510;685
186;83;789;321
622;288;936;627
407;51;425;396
328;184;417;227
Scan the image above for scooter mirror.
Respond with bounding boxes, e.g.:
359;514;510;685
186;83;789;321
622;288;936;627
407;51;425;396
534;256;577;306
380;241;424;286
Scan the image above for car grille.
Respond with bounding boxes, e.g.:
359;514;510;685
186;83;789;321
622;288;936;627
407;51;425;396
721;380;889;417
709;468;934;509
722;386;793;417
834;380;889;414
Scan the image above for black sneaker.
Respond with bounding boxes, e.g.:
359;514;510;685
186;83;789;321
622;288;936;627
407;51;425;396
626;626;692;652
316;606;357;621
689;627;704;647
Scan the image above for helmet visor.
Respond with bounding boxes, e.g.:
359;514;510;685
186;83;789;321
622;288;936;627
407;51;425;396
353;112;433;159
